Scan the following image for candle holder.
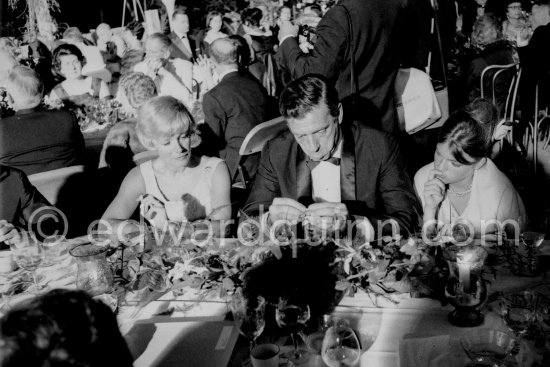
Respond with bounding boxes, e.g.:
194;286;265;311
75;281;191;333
445;246;488;327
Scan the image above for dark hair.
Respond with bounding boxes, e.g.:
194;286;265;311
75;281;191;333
51;44;86;78
242;8;263;27
437;110;489;164
172;6;188;20
228;35;251;67
206;11;223;29
279;74;339;119
304;4;323;17
0;289;133;367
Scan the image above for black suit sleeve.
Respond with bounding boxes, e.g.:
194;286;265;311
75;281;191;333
354;134;421;236
277;6;348;83
202;92;227;148
243;140;282;216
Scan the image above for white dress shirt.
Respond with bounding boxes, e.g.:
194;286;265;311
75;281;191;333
311;140;342;203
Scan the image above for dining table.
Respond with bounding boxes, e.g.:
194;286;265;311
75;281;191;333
1;236;548;367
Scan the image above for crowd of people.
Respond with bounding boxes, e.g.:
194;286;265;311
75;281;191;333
1;0;550;365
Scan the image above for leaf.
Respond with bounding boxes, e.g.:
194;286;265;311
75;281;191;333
222;277;235;291
335;280;352;291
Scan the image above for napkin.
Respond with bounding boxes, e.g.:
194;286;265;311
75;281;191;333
398;334;469;367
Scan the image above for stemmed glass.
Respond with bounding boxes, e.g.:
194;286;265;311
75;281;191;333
321;321;362;367
229;292;266;351
501;291;537;357
275;295;311;365
10;234;46;293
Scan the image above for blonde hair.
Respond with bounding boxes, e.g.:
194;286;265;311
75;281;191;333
136;96;201;150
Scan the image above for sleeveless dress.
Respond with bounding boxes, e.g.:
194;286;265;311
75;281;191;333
139;156;224;223
53;77;102;109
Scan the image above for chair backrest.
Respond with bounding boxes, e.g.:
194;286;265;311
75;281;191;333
239;116;288;156
28;165;86;205
480;63;521;121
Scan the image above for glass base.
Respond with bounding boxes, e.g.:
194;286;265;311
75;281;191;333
281;348;310;365
448;308;484;327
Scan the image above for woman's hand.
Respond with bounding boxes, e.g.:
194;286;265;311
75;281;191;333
493;119;513;141
0;220;22;245
423;169;446;211
140;194;168;228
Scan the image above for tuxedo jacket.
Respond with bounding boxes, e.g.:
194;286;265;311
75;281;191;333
202;71;273;181
168;32;197;62
277;0;422;133
244;120;421;234
0;108;86;175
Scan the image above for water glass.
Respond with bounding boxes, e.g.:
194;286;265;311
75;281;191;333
321;321;362;367
10;234;46;292
460;328;516;367
229;292;266;349
40;235;66;267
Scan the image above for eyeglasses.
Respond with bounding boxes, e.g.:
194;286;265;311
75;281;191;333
508;5;522;10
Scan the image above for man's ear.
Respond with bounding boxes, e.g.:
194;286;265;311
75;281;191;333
338;103;343;124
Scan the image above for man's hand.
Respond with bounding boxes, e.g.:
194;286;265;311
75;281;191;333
0;220;22;245
278;20;299;43
423;169;446;211
268;198;307;224
305;202;348;232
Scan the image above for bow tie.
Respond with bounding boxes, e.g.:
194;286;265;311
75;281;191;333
306;157;341;170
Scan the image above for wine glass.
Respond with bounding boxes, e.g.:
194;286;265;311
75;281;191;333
229;293;266;351
10;234;46;293
460;328;516;367
321;321;362;367
500;291;537;356
275;295;311;365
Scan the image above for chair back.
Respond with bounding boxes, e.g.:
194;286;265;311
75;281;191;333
233;116;287;189
480;63;521;121
28;165;86;205
239;116;287;156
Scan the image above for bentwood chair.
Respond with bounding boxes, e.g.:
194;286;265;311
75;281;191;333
232;116;287;190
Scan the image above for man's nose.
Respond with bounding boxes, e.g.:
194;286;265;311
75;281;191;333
305;135;320;152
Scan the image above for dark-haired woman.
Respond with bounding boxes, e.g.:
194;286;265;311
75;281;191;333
198;11;228;56
49;44;111;108
414;110;525;238
0;289;133;367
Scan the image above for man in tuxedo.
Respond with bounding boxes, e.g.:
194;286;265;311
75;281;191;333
201;38;274;184
276;0;423;133
168;8;197;62
243;75;420;239
0;66;85;176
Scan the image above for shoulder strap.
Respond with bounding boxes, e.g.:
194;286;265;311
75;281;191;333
341;5;357;97
139;161;165;202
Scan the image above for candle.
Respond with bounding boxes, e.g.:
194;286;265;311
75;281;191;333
457;260;471;294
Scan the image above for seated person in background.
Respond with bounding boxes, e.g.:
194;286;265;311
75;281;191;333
49;44;111;108
243;75;420;240
0;289;133;367
466;14;518;115
134;33;213;107
201;37;274;184
414;110;526;241
501;0;532;46
0;165;63;249
61;27;111;82
102;96;231;239
0;66;85;175
99;72;156;169
121;21;145;53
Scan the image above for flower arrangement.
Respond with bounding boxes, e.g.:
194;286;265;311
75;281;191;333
332;235;492;302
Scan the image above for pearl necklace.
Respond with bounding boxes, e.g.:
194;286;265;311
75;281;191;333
448;184;472;197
